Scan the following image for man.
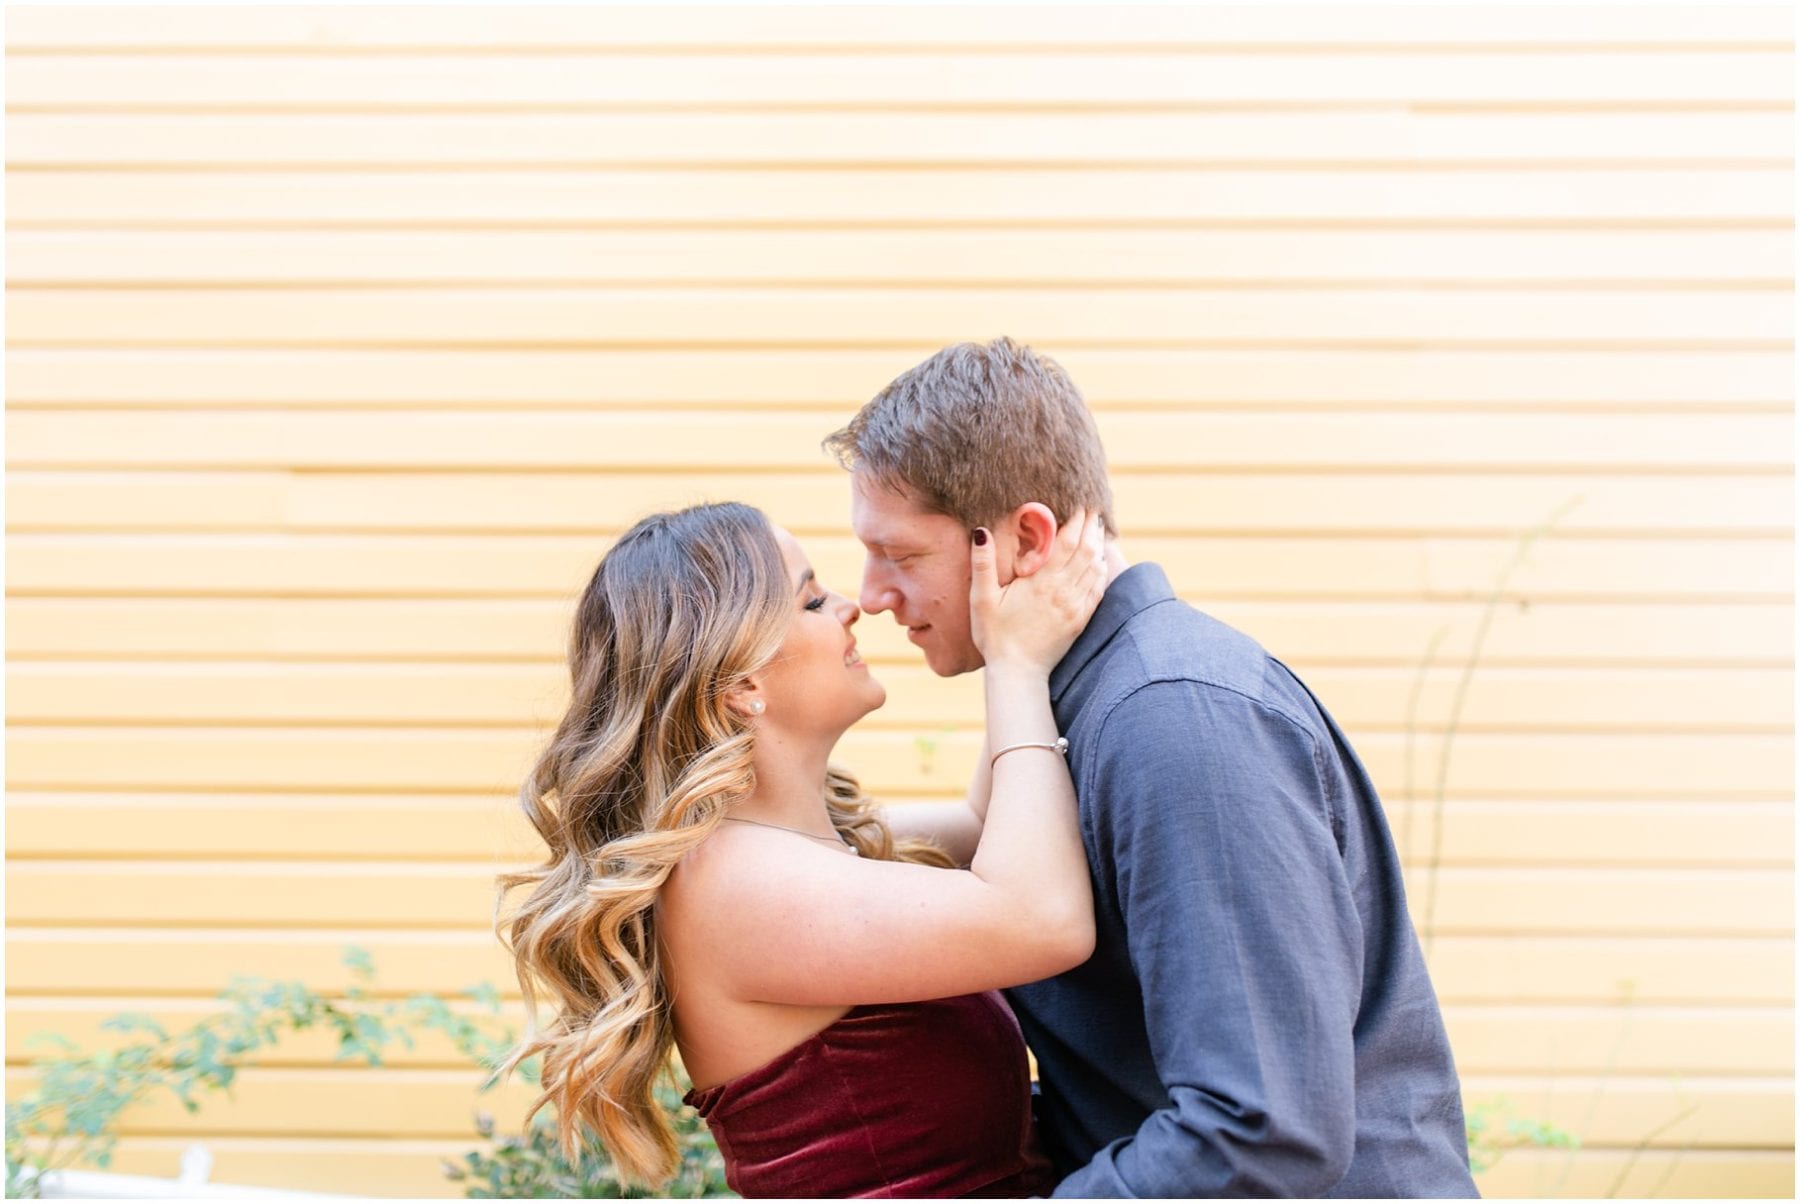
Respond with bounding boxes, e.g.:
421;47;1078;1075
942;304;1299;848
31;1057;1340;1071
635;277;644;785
824;338;1479;1197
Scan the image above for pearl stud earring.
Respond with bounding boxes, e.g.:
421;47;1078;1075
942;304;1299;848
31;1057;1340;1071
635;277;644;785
750;700;765;715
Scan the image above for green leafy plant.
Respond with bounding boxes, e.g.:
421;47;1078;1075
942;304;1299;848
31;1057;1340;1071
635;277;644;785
445;1078;730;1199
4;949;731;1199
6;959;407;1197
1465;1096;1581;1174
912;725;957;779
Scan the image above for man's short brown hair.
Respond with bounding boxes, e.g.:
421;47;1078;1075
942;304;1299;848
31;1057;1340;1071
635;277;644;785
823;337;1117;537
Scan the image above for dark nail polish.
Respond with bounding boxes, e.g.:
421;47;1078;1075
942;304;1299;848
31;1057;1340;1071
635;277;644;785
973;528;989;546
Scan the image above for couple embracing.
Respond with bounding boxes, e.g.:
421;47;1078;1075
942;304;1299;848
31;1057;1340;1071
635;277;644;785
497;339;1480;1199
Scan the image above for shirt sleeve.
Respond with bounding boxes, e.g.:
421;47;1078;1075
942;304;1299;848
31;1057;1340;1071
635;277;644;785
1052;679;1364;1198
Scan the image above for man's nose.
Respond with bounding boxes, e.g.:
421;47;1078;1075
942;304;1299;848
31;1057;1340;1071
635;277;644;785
859;571;895;617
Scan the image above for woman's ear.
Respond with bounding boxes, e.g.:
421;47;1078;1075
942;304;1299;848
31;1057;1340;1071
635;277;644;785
726;682;767;718
1003;503;1060;578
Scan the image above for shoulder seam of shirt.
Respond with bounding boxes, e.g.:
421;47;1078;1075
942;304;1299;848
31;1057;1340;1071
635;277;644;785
1092;673;1322;756
1082;673;1337;838
1113;617;1322;736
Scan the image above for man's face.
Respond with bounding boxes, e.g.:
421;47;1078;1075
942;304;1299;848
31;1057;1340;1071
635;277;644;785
850;470;985;677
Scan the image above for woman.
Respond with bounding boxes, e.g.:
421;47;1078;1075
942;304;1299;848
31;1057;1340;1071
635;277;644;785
495;501;1105;1197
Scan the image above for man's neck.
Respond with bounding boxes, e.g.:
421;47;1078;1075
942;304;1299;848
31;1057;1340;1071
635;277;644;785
1102;540;1132;589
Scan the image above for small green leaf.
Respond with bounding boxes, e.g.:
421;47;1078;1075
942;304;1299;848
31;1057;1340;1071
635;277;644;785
342;946;377;980
98;1014;170;1041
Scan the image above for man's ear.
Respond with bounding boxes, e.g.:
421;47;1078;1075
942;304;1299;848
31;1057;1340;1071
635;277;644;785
1002;503;1060;579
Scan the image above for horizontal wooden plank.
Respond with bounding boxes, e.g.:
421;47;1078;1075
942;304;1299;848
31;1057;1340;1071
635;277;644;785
10;471;1790;537
0;598;591;661
11;287;1792;347
9;113;1795;169
15;1138;1792;1200
1460;1076;1794;1149
8;533;1790;603
14;1135;486;1199
5;1064;538;1139
6;862;508;929
11;170;1791;226
14;997;1785;1076
8;663;1790;733
1390;802;1795;869
7;860;1789;936
9;411;1789;471
10;7;1790;49
9;795;1789;870
7;929;1789;1004
5;727;1792;800
1;726;550;795
1231;601;1799;667
1374;665;1792;731
5;1062;1786;1146
1477;1148;1794;1200
3;929;522;997
10;347;1791;407
3;794;537;861
8;597;1790;668
1400;868;1794;937
6;997;530;1069
10;53;1794;109
1443;1004;1794;1076
0;664;571;726
1426;936;1795;1006
0;662;554;725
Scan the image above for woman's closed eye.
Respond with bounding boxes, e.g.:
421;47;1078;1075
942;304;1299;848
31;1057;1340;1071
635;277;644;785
803;594;828;612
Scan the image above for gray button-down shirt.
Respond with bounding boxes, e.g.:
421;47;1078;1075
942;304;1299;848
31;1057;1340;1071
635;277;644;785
1006;564;1479;1198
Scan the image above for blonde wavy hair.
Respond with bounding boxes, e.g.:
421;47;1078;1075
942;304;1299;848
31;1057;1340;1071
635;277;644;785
494;502;951;1189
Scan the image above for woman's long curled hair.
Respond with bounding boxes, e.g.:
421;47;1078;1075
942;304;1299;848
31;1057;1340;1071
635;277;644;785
494;502;950;1189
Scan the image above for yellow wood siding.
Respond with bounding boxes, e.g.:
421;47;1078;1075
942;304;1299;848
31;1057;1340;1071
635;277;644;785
6;5;1791;1197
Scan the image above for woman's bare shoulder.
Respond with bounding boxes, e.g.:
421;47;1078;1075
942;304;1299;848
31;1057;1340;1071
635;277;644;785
660;824;811;931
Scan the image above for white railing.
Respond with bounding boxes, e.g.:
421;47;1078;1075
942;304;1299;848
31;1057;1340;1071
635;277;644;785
27;1145;358;1200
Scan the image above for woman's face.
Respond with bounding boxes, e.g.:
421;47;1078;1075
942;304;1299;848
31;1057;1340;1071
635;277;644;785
754;527;887;732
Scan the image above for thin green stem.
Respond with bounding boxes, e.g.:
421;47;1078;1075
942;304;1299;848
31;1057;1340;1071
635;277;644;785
1421;496;1582;958
1549;979;1637;1195
1402;625;1450;872
1605;1101;1700;1198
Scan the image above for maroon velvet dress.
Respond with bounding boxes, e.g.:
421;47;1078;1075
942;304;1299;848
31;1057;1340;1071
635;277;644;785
683;991;1055;1198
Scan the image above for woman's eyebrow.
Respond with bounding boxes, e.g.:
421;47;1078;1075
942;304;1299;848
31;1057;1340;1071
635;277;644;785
794;568;816;595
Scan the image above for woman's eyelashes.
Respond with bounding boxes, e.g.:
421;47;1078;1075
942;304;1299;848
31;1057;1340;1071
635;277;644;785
803;592;827;612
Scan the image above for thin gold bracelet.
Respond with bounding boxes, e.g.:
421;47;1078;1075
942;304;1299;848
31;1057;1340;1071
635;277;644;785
990;736;1070;768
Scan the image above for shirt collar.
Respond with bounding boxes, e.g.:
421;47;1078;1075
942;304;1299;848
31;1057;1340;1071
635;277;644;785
1049;562;1178;703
